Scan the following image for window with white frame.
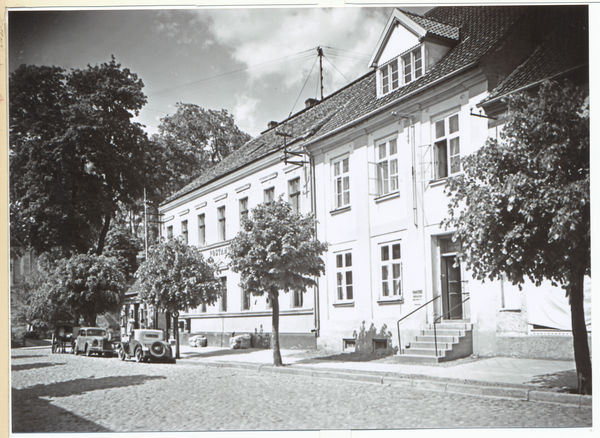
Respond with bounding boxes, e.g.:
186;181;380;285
264;187;275;205
380;242;402;298
332;156;350;209
380;59;399;95
376;137;399;196
401;48;423;85
181;220;188;244
239;197;248;223
198;214;205;246
217;206;226;241
379;47;423;96
242;288;251;311
291;289;303;308
335;252;353;301
219;277;227;312
288;178;300;214
434;113;460;179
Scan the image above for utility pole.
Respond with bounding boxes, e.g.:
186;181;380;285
144;187;148;261
317;46;324;100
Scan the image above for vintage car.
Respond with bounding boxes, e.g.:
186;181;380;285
73;327;118;357
118;329;175;363
51;322;79;354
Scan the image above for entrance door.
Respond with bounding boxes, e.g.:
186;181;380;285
441;256;463;319
439;237;464;320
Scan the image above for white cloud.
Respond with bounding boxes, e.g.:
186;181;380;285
202;7;390;93
232;93;261;137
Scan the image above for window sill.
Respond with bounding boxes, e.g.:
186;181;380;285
374;191;400;203
429;178;449;188
330;206;351;216
333;301;355;308
377;298;404;306
499;308;521;313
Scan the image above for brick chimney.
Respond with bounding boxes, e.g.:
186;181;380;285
305;98;319;108
268;121;278;130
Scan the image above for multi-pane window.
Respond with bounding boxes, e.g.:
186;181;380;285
380;59;399;95
377;138;399;196
380;242;402;298
288;178;301;214
434;114;460;179
264;187;275;205
219;277;227;312
198;214;205;246
217;206;226;241
167;225;173;239
239;197;248;224
291;289;303;308
242;289;251;311
401;48;423;84
181;220;188;244
333;157;350;209
335;252;353;301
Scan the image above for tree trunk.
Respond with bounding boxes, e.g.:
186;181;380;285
568;271;592;395
95;214;111;255
173;314;180;359
270;289;283;366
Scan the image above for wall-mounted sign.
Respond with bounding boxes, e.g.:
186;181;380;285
412;290;423;302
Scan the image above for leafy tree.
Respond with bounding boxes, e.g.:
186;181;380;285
25;253;126;328
442;80;590;394
229;198;328;366
104;226;144;279
135;237;221;358
154;103;252;193
9;58;164;256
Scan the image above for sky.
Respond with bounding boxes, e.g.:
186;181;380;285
8;6;431;138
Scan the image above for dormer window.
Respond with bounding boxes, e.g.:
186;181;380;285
379;46;423;96
381;59;399;94
402;47;423;84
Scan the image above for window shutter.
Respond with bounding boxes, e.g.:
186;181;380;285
418;144;433;182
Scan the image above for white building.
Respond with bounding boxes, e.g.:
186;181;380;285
160;5;590;360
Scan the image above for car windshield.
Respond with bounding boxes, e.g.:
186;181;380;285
87;329;106;337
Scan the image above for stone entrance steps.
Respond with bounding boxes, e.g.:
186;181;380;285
396;321;473;364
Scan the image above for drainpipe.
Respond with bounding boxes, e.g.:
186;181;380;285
308;154;320;338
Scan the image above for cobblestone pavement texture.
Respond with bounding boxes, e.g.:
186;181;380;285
11;348;592;433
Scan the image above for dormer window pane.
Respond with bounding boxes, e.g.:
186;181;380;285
390;60;399;90
382;66;389;94
414;49;423;78
402;54;412;83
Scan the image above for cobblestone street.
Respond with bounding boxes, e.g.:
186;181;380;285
11;348;592;432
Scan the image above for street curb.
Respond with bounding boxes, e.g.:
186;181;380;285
181;358;592;408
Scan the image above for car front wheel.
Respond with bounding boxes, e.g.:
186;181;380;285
135;348;144;363
118;348;126;361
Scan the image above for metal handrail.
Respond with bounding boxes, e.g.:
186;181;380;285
433;295;471;357
397;295;441;354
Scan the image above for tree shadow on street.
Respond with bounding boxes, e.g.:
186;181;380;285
524;369;579;393
12;374;166;433
12;362;64;372
182;348;263;359
11;354;45;360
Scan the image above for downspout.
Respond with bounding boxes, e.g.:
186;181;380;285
308;154;320;338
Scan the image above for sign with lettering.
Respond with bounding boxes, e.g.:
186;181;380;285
412;289;423;302
209;246;230;258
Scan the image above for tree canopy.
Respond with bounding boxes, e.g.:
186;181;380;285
153;103;252;193
442;79;590;394
24;253;126;328
229;198;328;365
135;237;221;313
9;58;163;256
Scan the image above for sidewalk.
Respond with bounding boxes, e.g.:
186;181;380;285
175;345;592;407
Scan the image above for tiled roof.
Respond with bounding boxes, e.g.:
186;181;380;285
481;9;588;104
401;9;460;41
164;6;530;204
